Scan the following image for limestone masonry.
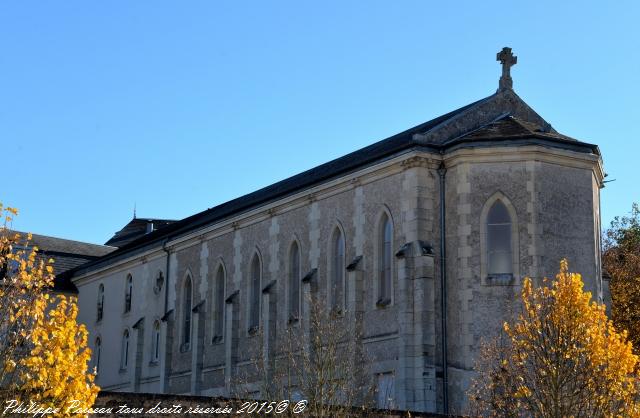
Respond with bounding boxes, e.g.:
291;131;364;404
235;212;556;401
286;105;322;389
69;48;605;414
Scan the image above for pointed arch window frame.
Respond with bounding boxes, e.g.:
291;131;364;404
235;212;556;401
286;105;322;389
480;192;520;286
94;336;102;375
151;320;161;364
328;224;346;314
124;273;133;314
247;251;262;335
120;329;130;371
181;273;193;352
287;239;302;324
212;261;226;344
97;283;104;322
375;209;394;308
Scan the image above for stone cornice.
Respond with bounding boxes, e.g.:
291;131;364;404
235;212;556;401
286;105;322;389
443;145;604;183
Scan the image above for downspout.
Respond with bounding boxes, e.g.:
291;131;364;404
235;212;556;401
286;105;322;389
160;237;172;394
162;238;171;316
437;161;449;415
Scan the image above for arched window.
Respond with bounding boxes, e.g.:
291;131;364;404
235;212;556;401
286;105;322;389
94;337;102;374
377;213;393;306
213;265;225;341
487;200;513;275
120;329;129;370
289;242;301;321
151;320;161;362
124;274;133;313
248;254;261;332
331;228;345;312
153;271;164;295
97;283;104;322
182;276;192;348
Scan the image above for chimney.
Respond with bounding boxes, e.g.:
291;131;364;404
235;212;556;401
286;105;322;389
146;221;154;234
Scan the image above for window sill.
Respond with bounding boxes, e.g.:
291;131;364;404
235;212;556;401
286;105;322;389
484;273;515;286
329;306;345;319
118;368;128;374
149;360;159;367
376;298;392;309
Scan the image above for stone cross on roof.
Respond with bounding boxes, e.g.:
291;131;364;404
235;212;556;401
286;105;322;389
496;47;517;91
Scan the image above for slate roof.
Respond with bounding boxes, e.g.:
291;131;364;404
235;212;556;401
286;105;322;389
72;90;601;277
454;115;575;143
105;218;177;247
10;231;116;293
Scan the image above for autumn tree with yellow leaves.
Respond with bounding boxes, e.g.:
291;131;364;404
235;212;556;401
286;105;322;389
0;203;99;416
604;203;640;353
470;260;639;417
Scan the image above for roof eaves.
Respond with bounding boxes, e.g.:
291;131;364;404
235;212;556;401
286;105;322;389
443;134;600;155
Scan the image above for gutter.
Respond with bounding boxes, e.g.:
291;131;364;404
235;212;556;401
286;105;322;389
437;162;449;415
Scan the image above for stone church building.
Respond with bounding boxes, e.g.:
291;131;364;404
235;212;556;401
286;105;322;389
70;48;605;414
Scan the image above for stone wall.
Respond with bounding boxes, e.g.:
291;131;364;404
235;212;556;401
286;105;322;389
74;144;603;416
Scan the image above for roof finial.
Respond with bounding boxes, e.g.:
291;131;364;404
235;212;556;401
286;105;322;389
133;202;137;219
496;47;517;92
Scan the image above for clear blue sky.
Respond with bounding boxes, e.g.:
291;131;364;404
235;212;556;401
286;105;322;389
2;1;638;245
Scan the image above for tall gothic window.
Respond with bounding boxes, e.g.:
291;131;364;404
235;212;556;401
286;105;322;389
331;228;345;312
377;213;393;306
249;254;261;332
151;320;161;362
97;283;104;322
124;274;132;313
487;200;513;275
213;265;225;341
120;329;129;370
182;276;192;348
95;337;102;374
289;242;301;321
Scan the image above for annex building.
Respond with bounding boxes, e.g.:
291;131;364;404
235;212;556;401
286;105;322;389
68;48;606;414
